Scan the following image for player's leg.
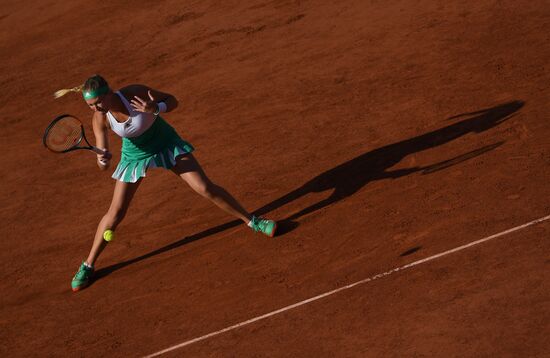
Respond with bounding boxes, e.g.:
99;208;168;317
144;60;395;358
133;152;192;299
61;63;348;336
171;153;251;222
171;154;276;236
72;179;142;291
86;179;142;265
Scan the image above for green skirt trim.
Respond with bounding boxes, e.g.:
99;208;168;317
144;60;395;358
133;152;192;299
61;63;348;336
112;116;194;183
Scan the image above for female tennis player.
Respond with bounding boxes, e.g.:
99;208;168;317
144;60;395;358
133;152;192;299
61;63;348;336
55;75;277;292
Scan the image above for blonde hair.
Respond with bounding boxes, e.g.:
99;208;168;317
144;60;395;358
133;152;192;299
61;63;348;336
53;85;84;98
54;75;109;99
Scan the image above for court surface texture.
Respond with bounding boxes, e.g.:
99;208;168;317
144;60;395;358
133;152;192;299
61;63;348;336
1;1;549;356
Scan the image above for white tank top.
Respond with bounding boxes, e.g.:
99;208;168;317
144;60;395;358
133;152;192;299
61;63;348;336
107;91;156;138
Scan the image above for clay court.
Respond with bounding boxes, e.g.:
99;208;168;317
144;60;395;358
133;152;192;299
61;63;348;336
1;0;549;356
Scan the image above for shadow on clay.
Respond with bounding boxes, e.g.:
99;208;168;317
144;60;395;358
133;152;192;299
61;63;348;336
95;100;524;281
400;246;422;257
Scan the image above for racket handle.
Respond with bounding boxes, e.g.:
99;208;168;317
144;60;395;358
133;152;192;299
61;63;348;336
93;147;112;164
91;146;107;155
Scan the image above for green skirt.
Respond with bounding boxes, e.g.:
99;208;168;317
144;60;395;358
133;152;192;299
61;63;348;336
112;116;194;183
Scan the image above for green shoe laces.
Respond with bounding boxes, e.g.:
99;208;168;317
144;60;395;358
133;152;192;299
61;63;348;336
250;216;274;234
74;263;93;280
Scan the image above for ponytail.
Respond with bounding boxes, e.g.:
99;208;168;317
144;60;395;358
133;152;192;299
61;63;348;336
54;75;108;99
53;85;84;99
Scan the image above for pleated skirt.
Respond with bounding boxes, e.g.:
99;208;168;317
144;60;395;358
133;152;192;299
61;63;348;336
112;116;194;183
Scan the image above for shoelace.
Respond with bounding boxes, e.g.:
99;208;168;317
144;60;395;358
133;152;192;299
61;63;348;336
76;265;92;278
257;219;267;230
251;217;262;232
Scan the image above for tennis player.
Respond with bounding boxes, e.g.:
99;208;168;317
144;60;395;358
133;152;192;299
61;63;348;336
56;75;277;292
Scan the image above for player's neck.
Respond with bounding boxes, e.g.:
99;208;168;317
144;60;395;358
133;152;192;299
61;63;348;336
110;93;130;116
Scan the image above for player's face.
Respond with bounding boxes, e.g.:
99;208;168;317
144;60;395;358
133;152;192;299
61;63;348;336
86;93;109;113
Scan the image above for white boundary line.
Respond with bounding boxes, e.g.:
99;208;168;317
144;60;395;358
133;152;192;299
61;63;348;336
143;214;550;358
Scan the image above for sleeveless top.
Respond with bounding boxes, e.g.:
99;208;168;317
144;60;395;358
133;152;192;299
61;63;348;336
106;91;156;138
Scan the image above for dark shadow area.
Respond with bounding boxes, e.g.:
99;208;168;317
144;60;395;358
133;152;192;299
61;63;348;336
254;100;522;220
93;220;241;281
94;218;300;281
95;100;523;280
421;141;504;174
400;246;422;257
274;218;300;235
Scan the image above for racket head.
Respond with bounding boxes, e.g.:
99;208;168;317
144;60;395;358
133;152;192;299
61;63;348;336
43;114;85;153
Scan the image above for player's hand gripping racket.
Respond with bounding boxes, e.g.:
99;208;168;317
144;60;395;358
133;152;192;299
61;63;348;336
43;114;111;164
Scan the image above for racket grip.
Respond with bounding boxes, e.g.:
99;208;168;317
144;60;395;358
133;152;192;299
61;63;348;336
93;147;112;163
92;146;107;155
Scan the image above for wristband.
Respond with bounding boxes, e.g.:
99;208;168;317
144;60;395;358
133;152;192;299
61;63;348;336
153;101;167;115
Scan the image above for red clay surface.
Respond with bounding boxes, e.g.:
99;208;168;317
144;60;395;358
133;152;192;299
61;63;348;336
1;0;549;357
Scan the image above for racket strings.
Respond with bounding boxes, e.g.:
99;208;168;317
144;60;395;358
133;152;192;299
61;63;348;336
45;117;83;152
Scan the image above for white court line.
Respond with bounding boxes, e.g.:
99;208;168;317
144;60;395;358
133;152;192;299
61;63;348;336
144;214;550;358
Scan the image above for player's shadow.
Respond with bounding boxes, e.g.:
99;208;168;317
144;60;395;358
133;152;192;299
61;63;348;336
254;100;522;219
94;100;523;281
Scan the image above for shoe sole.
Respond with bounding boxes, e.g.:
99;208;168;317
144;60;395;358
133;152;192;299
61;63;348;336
72;282;89;292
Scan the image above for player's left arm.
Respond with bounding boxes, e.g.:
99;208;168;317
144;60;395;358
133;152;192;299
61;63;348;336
128;84;179;114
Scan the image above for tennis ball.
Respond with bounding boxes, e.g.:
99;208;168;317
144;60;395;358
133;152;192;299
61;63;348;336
103;229;115;242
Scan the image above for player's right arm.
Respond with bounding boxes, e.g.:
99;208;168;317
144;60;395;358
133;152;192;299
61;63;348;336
92;111;112;170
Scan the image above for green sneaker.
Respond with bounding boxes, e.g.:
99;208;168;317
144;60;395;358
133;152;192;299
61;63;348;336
249;216;277;237
71;261;94;292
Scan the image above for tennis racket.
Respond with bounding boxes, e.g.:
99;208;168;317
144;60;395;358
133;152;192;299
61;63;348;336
43;114;110;163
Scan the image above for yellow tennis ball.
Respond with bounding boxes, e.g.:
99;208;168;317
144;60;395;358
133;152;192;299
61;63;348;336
103;229;115;242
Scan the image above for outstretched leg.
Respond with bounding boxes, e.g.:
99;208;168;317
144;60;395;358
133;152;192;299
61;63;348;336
171;154;276;236
171;153;252;223
72;179;142;292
